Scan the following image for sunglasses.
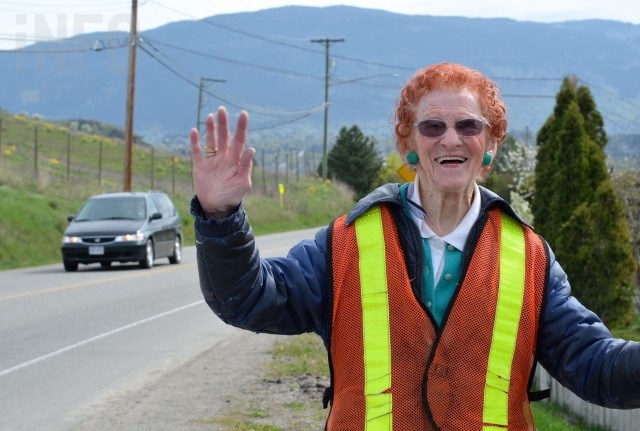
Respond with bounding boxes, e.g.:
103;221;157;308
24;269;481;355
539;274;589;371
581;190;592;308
414;118;486;138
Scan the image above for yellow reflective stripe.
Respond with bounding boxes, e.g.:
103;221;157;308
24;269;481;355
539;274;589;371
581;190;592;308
366;394;393;429
482;214;526;429
355;206;393;431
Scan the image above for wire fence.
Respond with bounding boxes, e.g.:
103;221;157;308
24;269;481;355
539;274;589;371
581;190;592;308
0;118;324;197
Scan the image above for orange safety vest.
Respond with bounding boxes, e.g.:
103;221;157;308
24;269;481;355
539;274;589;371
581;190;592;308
327;204;547;430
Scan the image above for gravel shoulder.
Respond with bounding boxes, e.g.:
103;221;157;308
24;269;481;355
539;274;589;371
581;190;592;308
66;329;329;430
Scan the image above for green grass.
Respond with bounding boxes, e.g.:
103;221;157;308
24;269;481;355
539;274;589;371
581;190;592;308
611;312;640;341
193;416;284;431
531;401;609;431
0;174;354;271
266;333;329;379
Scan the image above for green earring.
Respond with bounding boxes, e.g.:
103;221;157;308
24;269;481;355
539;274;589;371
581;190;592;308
482;151;493;166
406;151;419;165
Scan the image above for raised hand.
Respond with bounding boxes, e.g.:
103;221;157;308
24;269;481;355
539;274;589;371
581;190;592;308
190;106;256;219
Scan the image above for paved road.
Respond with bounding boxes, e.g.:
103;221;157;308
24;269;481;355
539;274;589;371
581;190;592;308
0;227;320;431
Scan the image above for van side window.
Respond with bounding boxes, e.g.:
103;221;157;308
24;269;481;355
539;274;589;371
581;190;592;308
147;198;160;217
150;194;175;218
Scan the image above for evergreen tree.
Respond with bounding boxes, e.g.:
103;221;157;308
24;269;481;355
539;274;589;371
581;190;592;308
576;85;607;149
555;180;636;327
532;77;577;240
547;102;607;236
321;125;382;199
532;121;560;236
531;76;636;326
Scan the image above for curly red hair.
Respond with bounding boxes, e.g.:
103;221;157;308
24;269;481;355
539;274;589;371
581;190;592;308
394;63;507;153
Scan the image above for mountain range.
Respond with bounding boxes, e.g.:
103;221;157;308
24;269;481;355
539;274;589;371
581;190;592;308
1;5;639;148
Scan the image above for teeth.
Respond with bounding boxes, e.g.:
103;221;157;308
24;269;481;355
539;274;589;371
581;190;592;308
435;156;467;164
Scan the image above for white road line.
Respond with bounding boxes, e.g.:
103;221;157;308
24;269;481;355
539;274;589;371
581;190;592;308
0;300;204;378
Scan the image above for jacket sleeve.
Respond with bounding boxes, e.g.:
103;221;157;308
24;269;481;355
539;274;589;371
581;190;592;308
537;245;640;408
191;196;331;343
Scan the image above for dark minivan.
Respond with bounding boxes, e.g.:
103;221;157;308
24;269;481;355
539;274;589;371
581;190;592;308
61;191;182;271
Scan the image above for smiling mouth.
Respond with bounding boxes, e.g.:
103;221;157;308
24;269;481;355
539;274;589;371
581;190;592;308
434;156;467;165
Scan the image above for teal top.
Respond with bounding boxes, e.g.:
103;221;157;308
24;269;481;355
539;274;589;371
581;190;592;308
399;183;463;327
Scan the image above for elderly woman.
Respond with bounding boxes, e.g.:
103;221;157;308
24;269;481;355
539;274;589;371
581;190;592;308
189;63;640;430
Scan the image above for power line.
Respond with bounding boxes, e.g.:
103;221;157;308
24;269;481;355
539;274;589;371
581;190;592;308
502;94;555;98
0;1;130;7
150;1;323;55
143;37;322;80
138;41;324;128
579;79;640;111
139;38;326;118
0;36;128;53
492;76;562;81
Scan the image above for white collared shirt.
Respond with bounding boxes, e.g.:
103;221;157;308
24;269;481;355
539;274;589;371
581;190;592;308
407;176;481;283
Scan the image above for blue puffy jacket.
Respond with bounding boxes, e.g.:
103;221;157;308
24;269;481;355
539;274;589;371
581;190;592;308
192;183;640;409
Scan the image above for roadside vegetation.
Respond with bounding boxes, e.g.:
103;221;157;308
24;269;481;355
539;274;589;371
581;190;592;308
0;174;354;271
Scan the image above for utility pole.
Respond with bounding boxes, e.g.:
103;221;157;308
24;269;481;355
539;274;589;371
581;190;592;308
311;37;344;180
196;77;226;134
123;0;138;192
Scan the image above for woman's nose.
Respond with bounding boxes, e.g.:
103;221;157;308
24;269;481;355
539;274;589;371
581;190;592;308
440;126;462;145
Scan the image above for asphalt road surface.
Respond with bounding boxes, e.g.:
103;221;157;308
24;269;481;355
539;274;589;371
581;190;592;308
0;227;321;431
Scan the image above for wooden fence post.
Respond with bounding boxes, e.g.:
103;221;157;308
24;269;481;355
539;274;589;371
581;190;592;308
171;153;176;194
66;131;71;182
34;126;38;180
261;150;267;195
98;139;103;186
274;149;280;193
285;151;289;185
151;147;155;190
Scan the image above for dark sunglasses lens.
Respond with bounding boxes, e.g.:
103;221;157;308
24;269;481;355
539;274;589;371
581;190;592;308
417;120;447;137
455;119;484;136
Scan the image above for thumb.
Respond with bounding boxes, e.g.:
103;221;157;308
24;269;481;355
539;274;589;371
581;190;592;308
237;147;256;178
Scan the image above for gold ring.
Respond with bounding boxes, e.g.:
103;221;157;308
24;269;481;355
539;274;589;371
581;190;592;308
204;146;218;157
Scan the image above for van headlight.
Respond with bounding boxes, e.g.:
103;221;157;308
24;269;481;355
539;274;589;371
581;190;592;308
114;232;145;242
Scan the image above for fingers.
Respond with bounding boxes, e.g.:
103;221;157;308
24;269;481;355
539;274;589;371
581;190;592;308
190;127;201;158
216;106;230;154
199;107;248;161
230;110;249;160
237;146;256;179
205;113;216;153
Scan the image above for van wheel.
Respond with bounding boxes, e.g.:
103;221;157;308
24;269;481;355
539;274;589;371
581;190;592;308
64;260;78;272
168;236;182;264
139;239;154;269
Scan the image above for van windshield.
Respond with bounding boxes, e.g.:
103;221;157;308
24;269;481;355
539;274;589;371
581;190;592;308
74;197;147;221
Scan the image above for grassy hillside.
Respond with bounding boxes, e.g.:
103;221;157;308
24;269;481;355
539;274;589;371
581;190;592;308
0;110;355;271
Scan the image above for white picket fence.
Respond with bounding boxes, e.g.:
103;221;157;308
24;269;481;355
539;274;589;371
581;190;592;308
534;364;640;430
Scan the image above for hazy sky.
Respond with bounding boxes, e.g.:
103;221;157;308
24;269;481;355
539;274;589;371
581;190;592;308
1;0;639;50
